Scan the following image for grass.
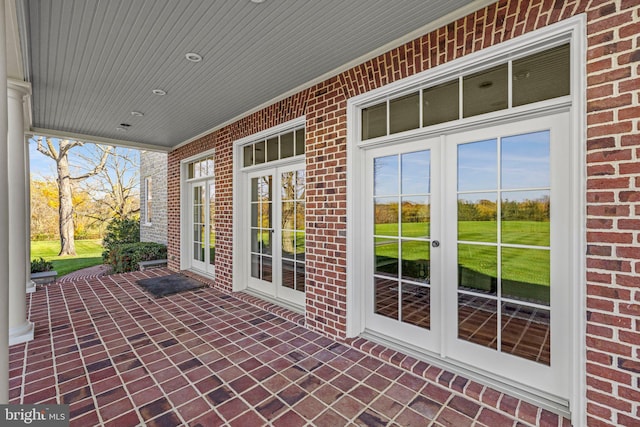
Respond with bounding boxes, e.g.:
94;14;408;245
375;221;551;304
31;239;104;277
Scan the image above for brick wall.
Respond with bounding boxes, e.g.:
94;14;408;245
140;151;168;245
168;0;640;424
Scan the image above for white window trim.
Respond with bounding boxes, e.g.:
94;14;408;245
180;148;216;272
143;177;152;226
346;16;586;423
232;117;306;294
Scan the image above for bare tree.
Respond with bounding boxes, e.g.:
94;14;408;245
81;147;140;221
35;137;111;255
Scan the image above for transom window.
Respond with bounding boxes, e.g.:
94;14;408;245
362;44;569;140
243;127;305;167
187;155;215;179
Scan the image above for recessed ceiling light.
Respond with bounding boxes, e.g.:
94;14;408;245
116;127;126;132
185;52;202;63
131;111;144;117
250;0;265;3
152;89;167;96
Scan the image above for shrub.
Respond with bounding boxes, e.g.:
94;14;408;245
31;257;54;273
102;218;140;261
106;242;167;273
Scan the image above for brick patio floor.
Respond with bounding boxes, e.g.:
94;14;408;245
9;268;571;426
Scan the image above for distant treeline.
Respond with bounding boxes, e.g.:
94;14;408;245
375;196;549;224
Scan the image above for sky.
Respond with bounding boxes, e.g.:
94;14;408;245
374;130;550;197
28;137;140;192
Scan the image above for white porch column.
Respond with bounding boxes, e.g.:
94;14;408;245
7;79;34;346
0;0;11;404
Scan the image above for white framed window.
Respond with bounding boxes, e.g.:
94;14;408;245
144;177;152;225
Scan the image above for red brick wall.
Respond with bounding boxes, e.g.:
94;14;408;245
168;0;640;424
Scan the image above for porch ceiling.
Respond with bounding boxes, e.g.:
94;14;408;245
21;0;482;150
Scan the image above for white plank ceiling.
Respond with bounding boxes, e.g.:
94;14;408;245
24;0;479;149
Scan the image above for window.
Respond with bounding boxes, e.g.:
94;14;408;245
144;177;152;224
242;127;305;167
361;44;570;140
187;155;215;179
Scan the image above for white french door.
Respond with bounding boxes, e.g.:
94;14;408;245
189;180;215;275
365;113;570;399
365;137;442;351
247;163;306;308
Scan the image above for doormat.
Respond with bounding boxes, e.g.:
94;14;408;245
136;274;207;298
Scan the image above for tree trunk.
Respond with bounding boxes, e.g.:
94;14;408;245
57;151;76;256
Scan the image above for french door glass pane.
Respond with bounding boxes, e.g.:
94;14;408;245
250;175;273;282
457;130;552;365
375;277;398;320
375;239;398;277
501;247;550;305
401;196;429;238
457;193;497;243
401;150;430;194
402;284;430;328
457;140;497;191
209;182;215;266
501;190;550;246
501;131;550;189
374;156;398;195
501;302;550;365
458;244;497;295
280;170;305;294
193;186;205;262
458;294;498;349
401;241;430;284
373;149;431;330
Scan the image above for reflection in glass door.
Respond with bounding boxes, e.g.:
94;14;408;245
456;132;551;364
281;170;306;293
248;165;306;308
190;180;215;275
364;114;569;399
366;139;441;350
444;114;570;399
250;175;273;283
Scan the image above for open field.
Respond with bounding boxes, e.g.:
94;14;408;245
31;239;103;277
375;221;551;304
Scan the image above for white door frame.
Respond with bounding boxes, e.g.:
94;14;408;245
364;138;442;354
180;149;216;276
245;163;306;309
231;117;307;311
345;17;586;420
187;179;215;275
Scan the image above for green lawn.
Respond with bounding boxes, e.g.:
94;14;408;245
375;221;551;304
31;239;104;277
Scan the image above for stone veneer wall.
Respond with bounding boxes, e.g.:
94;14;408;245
167;1;640;424
140;151;168;245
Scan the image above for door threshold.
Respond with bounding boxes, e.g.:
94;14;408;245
361;329;571;419
243;288;305;315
